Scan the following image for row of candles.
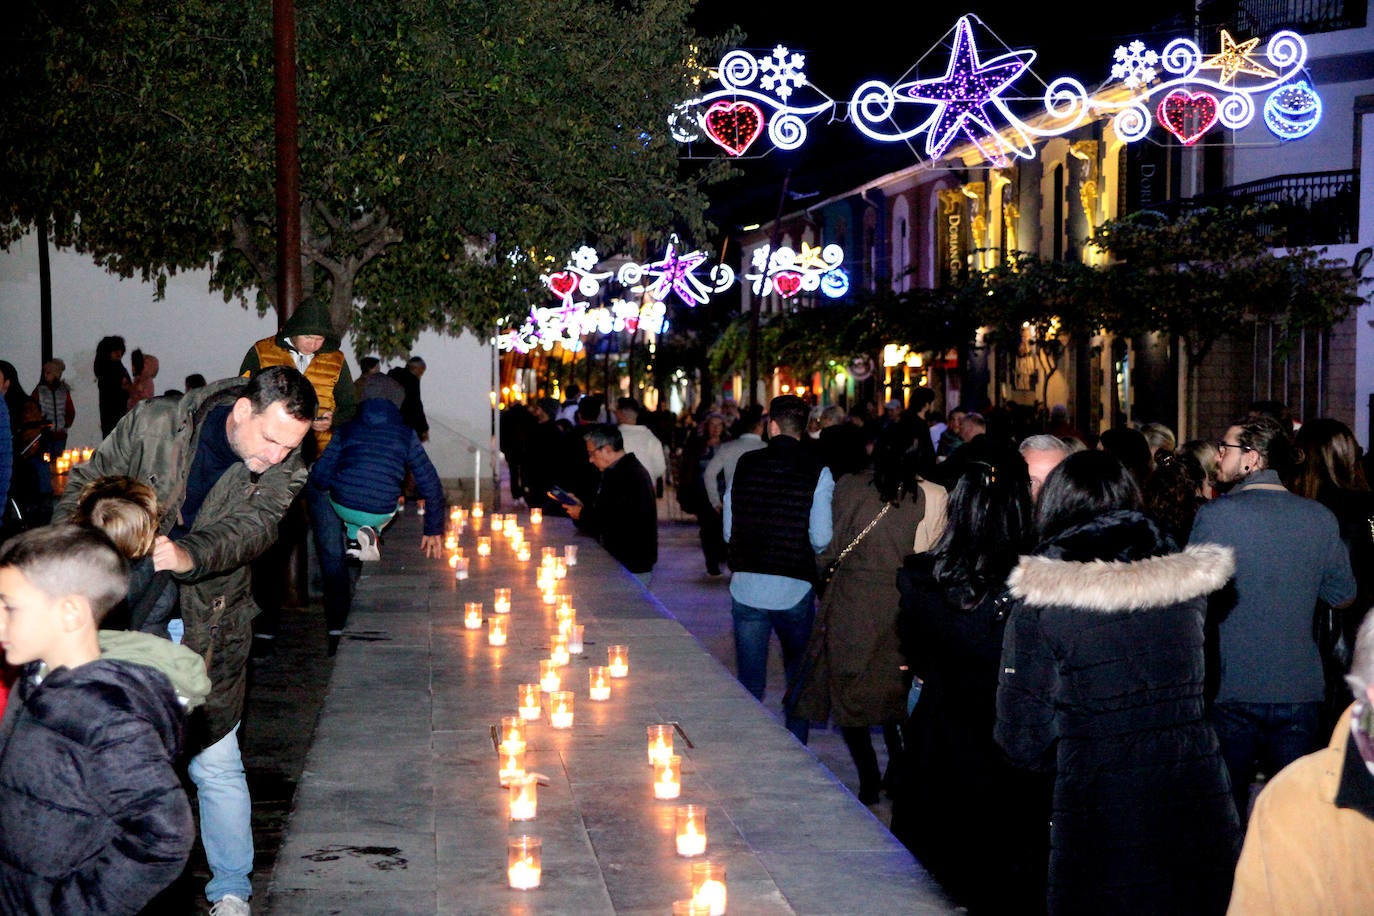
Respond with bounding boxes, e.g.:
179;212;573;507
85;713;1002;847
45;447;95;475
449;504;727;913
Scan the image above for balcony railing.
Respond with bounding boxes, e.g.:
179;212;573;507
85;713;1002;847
1170;169;1359;246
1201;0;1366;36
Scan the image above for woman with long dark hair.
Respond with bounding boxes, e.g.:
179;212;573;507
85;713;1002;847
792;423;947;804
93;336;131;437
891;438;1046;913
996;450;1240;915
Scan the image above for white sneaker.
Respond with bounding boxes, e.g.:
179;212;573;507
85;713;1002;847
356;525;381;562
209;895;251;916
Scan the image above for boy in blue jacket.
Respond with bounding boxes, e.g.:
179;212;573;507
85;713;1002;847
0;524;209;915
309;387;445;649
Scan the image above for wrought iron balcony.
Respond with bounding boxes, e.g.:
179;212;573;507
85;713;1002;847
1172;169;1359;246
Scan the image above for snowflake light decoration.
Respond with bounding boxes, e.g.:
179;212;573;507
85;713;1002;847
1112;41;1159;90
745;243;848;299
671;46;836;157
1097;27;1317;145
540;247;614;305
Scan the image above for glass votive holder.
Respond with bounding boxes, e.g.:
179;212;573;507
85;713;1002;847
516;544;532;562
653;754;682;800
691;862;727;915
507;835;540;890
539;659;561;693
517;683;542;721
541;589;559;607
498;744;525;786
452;555;469;580
529;507;543;524
509;773;538;821
470;502;484;518
463;601;483;630
500;715;527;749
569;624;585;655
564;543;578;566
549;690;574;728
557;612;577;638
647;724;674;765
588;666;611;701
675;805;707;857
444;533;458;550
608;645;629;678
488;615;508;647
553;558;567;579
476;536;492;557
494;587;512;614
549;632;570;666
556;594;574;615
673;900;711;916
541;546;557;562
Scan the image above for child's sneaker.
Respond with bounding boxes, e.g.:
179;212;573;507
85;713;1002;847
355;525;381;562
345;539;363;560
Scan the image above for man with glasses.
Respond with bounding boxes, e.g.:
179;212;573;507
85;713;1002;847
1190;415;1355;823
566;424;657;585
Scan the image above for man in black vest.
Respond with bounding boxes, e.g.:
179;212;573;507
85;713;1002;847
724;395;833;743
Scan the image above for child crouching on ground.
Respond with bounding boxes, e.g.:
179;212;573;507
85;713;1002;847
68;475;179;636
0;525;210;915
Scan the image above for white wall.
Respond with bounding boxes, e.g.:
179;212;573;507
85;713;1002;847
0;233;498;487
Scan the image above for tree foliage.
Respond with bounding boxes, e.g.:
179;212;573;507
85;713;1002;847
1;0;729;353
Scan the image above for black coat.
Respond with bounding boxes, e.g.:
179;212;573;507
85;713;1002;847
0;661;193;915
575;452;657;573
995;511;1242;916
893;555;1050;914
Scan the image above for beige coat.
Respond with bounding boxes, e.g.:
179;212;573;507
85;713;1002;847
1228;705;1374;914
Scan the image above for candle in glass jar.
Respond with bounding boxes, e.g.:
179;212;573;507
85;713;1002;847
672;901;711;916
529;507;543;524
675;805;706;857
498;745;525;786
569;624;584;655
541;589;558;607
653;755;682;800
507;836;540;890
549;633;570;666
444;533;458;550
470;502;484;518
608;645;629;678
647;724;673;765
463;602;483;630
476;536;492;557
500;715;526;749
488;615;509;647
518;683;542;720
691;862;727;915
549;691;574;729
588;667;610;701
509;773;538;821
494;588;512;614
539;660;561;693
516;544;532;562
452;555;469;580
563;544;578;566
553;559;567;579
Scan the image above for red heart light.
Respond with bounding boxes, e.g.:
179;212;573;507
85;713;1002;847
704;101;765;157
1157;90;1219;146
548;271;578;298
774;272;803;298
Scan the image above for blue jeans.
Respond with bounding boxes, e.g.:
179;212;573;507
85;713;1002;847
189;723;254;903
731;593;815;744
307;483;352;634
1210;701;1323;822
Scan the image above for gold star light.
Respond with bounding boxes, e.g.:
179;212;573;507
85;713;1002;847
1200;30;1276;84
797;242;831;271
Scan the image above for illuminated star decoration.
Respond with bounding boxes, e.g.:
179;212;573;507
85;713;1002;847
644;238;712;306
905;16;1037;163
1199;30;1277;84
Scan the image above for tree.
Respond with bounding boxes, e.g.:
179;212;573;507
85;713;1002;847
1;0;729;353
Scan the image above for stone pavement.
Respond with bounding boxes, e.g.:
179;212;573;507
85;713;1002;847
255;507;953;914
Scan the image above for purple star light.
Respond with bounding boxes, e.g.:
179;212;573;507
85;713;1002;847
646;239;711;306
905;16;1035;160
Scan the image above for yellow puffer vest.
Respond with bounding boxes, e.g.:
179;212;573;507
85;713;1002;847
246;338;345;452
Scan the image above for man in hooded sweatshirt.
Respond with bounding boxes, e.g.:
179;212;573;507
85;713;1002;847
240;299;357;657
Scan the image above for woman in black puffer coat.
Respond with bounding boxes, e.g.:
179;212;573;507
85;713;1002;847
995;450;1242;916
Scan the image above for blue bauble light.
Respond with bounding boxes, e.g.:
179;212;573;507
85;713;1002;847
1263;80;1322;141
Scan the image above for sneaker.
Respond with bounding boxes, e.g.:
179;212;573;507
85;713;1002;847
355;525;381;562
345;539;362;560
209;895;251;916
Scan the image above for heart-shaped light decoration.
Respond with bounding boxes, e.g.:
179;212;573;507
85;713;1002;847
773;272;803;299
548;271;578;299
703;100;765;157
1157;89;1219;146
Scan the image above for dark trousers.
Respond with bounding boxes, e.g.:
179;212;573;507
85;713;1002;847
698;508;726;573
1210;700;1323;822
250;493;307;639
306;483;351;634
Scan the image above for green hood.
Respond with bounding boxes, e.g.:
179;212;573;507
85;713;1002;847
276;297;341;352
98;630;213;710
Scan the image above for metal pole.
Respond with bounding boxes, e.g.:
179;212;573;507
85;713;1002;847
750;170;792;408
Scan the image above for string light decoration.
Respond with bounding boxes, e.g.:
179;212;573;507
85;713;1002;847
745;243;849;299
671;46;836;157
1099;28;1318;144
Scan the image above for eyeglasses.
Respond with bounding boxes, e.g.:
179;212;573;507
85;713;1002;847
1216;441;1252;453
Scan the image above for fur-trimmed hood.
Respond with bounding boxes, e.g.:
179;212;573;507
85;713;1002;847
1010;542;1234;612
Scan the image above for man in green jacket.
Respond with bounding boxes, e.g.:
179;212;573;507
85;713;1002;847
55;366;316;916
